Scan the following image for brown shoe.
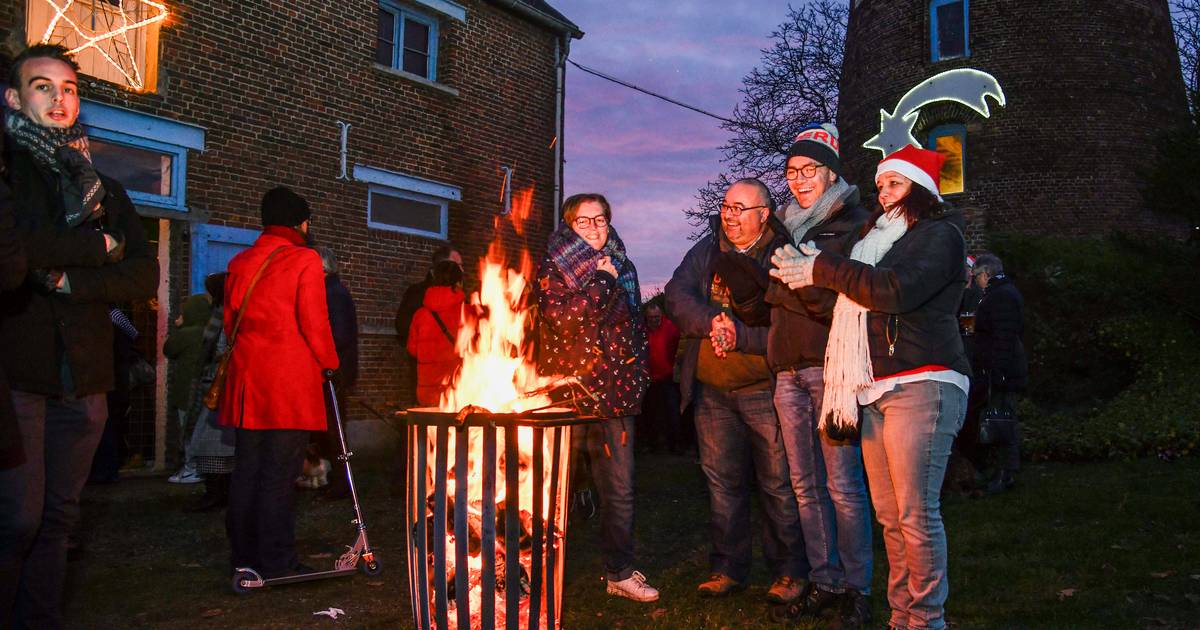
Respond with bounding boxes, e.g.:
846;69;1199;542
766;575;803;604
697;573;745;597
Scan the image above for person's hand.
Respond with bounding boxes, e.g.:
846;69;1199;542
770;241;820;289
28;268;64;293
596;256;618;278
709;312;736;358
102;229;126;264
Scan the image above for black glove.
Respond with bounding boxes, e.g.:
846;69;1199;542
28;268;63;293
102;228;126;264
713;250;769;303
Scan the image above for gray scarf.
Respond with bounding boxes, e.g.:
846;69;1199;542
778;178;853;244
5;111;106;227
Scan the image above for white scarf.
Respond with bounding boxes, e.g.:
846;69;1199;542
819;209;909;433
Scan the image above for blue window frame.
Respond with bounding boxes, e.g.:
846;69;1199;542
355;164;460;239
376;1;439;81
930;0;969;62
189;224;260;294
925;124;967;195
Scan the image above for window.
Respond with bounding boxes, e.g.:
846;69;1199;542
930;0;969;62
26;0;166;92
925;124;966;195
377;2;439;80
79;100;204;214
354;165;461;239
190;225;259;294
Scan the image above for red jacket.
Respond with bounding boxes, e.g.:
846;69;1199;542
406;286;464;407
220;228;339;430
647;317;680;382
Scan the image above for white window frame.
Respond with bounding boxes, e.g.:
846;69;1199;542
378;1;440;81
355;164;461;240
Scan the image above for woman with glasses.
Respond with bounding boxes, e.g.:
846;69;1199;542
534;193;658;603
772;145;970;630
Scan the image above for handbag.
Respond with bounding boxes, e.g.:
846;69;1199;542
977;378;1017;446
203;248;283;410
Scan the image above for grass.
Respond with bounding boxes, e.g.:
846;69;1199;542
66;452;1200;629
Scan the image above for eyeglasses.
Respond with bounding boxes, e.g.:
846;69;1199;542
718;204;769;216
785;163;826;180
572;215;609;229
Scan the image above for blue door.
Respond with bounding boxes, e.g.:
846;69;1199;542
190;224;260;294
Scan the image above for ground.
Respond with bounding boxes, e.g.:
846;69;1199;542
64;451;1200;629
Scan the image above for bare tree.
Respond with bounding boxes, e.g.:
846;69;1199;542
686;1;847;235
1174;0;1200;120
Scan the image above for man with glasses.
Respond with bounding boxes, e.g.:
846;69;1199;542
766;123;874;626
665;178;806;605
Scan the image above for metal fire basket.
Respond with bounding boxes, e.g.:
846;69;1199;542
400;407;595;630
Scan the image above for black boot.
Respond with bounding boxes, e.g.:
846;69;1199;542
185;473;229;512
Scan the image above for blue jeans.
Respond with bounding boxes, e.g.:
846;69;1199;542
861;381;966;630
580;417;637;581
694;384;804;582
0;391;106;630
774;367;873;594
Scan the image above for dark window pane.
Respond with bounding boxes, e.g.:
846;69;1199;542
402;50;429;76
376;40;394;66
371;191;442;234
404;18;429;54
937;2;966;59
89;139;171;197
376;9;395;66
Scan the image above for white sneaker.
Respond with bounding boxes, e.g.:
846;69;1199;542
168;463;203;484
606;570;659;602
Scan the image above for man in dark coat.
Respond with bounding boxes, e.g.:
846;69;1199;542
316;246;358;499
971;253;1027;492
665;178;805;604
0;176;25;471
0;44;158;628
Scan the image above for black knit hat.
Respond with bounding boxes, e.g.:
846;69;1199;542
260;186;311;227
786;123;843;176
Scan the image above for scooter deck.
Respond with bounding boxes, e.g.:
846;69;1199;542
263;567;358;586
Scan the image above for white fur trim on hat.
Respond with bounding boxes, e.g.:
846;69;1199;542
876;158;943;201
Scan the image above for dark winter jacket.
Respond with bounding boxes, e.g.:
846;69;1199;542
395;274;432;345
0;178;25;467
162;294;212;409
0;143;159;397
810;206;970;379
973;275;1027;391
759;189;871;372
326;273;360;392
406;285;464;407
664;213;785;410
536;229;649;419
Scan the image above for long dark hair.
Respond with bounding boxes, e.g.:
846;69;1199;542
862;184;943;237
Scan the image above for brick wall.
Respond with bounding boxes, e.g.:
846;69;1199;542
0;0;568;424
838;0;1191;247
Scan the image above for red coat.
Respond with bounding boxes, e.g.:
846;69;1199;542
406;286;464;407
647;317;680;382
220;228;339;431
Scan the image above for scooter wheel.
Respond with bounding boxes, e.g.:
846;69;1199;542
359;557;383;577
231;570;257;594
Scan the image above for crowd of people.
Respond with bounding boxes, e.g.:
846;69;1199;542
0;43;1028;630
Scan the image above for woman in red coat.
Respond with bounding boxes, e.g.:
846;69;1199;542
221;187;339;580
406;259;465;407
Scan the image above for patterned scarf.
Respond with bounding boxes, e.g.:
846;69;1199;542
546;223;642;317
820;209;909;434
779;178;853;244
5;111;106;227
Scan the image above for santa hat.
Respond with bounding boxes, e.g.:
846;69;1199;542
787;123;842;176
875;145;945;201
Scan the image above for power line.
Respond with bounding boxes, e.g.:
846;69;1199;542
567;59;737;125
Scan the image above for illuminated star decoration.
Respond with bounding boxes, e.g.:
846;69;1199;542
863;68;1006;157
38;0;169;91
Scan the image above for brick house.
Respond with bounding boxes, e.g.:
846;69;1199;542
0;0;582;467
837;0;1191;247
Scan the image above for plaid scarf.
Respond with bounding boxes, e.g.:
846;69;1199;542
5;111;106;227
546;223;642;317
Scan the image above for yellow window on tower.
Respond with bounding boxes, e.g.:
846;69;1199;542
26;0;168;93
926;125;965;195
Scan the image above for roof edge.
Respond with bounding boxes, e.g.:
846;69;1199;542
488;0;583;39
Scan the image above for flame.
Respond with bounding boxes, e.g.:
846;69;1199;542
423;186;568;629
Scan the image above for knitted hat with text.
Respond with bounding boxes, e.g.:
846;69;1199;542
786;123;842;176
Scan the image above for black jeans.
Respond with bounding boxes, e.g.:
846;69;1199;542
227;428;309;577
638;380;682;452
0;391;106;630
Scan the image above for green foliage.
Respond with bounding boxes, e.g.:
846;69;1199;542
1142;125;1200;225
991;233;1200;461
